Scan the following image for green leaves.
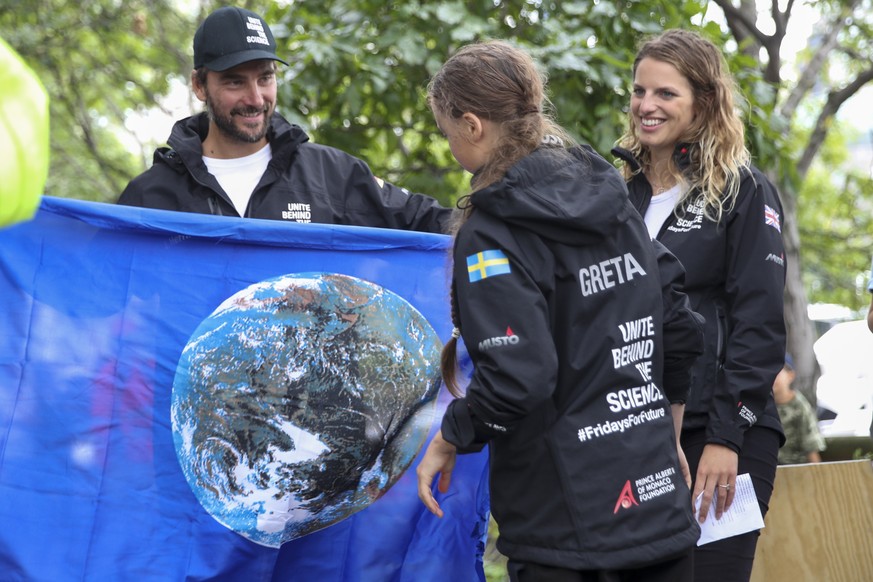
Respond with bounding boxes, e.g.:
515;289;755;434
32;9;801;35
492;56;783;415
1;0;192;201
267;0;702;205
798;125;873;310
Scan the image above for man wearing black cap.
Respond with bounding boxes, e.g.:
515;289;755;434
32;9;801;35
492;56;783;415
118;6;450;233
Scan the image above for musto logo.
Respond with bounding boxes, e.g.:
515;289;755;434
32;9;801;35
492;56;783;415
478;326;520;352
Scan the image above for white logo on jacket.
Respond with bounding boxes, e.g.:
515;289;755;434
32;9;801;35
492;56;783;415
613;315;656;370
282;202;312;222
765;253;784;267
478;326;520;352
635;466;677;502
667;197;705;233
738;404;757;425
606;384;664;412
579;253;646;297
576;407;665;442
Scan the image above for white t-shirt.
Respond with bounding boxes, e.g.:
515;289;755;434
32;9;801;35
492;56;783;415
203;144;272;216
643;184;682;239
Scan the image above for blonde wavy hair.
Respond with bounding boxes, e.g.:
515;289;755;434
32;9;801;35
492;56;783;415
617;29;750;222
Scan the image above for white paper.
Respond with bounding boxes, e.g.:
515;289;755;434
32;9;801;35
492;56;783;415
695;472;764;546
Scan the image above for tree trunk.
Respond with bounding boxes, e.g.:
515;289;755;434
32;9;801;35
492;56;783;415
772;172;820;404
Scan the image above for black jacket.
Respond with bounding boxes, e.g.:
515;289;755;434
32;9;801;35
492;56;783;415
118;112;451;234
612;145;786;451
441;145;703;570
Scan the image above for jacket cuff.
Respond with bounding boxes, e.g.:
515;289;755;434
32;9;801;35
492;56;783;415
662;367;692;403
440;399;489;454
706;421;744;454
705;437;741;454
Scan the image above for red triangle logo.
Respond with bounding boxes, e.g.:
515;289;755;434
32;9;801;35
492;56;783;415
613;480;639;514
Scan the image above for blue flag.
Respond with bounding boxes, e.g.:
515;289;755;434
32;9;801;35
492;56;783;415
466;250;511;283
0;197;489;582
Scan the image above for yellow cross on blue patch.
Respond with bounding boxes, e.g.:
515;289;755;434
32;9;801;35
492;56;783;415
466;249;511;283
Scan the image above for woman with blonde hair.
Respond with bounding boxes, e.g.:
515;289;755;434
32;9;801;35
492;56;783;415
417;40;705;582
613;28;787;581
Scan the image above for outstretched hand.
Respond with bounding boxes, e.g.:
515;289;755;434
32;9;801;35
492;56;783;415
416;430;458;518
692;443;738;522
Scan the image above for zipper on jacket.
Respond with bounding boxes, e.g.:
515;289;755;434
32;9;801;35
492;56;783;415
207;196;224;216
715;305;727;370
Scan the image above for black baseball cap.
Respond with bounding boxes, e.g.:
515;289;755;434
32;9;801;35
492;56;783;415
193;7;289;71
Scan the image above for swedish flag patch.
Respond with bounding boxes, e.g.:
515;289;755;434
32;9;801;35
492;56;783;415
466;249;511;283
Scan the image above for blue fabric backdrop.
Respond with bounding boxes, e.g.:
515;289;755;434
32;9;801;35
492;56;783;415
0;197;488;582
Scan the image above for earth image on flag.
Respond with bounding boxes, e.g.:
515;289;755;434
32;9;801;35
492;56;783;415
171;272;443;547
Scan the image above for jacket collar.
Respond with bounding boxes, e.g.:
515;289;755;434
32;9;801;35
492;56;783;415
167;111;310;159
612;142;694;175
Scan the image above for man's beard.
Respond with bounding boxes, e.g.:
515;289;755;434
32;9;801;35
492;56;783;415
205;97;272;144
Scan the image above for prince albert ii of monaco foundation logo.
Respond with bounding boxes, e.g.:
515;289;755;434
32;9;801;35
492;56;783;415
613;480;639;514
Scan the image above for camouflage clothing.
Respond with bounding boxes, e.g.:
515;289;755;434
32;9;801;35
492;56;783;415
776;391;826;464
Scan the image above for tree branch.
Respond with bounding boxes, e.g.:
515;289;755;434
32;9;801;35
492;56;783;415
779;24;844;119
717;0;785;83
714;0;769;46
796;66;873;180
780;0;863;118
771;0;795;38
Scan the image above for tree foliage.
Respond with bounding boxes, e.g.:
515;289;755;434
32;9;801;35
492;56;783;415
798;124;873;310
265;0;707;204
0;0;192;201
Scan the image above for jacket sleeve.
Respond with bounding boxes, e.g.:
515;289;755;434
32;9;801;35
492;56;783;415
377;179;453;234
340;154;452;234
709;168;787;450
117;148;188;211
652;239;705;403
440;222;558;453
117;175;146;207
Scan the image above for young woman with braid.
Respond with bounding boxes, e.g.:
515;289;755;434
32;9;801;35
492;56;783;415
612;29;787;582
415;40;705;582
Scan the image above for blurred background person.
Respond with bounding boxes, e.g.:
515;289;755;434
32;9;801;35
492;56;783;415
773;355;825;464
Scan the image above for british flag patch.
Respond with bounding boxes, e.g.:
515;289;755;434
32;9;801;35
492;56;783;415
764;204;781;233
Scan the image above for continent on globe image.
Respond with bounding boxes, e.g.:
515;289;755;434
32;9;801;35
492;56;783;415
172;273;443;547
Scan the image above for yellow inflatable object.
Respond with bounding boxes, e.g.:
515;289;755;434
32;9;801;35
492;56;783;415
0;37;49;228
